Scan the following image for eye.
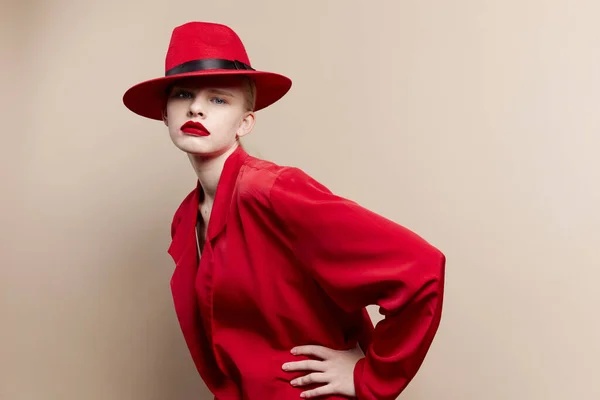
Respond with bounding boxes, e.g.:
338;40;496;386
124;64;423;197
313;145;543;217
210;97;227;105
171;89;193;99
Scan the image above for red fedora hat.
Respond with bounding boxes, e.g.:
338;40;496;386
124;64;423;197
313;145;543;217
123;21;292;120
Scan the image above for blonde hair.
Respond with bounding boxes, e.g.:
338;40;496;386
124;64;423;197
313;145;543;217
242;76;256;111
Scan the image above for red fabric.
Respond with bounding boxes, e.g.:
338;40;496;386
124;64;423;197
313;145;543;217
168;147;445;399
165;22;252;71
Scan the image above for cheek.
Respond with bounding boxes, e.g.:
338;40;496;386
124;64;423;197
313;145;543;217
165;101;187;120
210;112;242;132
225;119;244;136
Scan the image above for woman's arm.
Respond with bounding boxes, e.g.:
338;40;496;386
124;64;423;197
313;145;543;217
268;167;445;400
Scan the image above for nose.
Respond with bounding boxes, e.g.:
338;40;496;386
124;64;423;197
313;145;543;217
188;96;204;118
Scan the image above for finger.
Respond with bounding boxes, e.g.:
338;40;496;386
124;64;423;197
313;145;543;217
292;345;334;360
300;383;336;398
290;372;329;387
282;359;326;372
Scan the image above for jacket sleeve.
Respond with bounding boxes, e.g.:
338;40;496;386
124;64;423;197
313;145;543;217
268;167;445;400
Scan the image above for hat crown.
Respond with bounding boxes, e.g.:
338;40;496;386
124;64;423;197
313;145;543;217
165;22;251;72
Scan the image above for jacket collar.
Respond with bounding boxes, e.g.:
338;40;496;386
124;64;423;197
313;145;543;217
183;145;250;244
202;145;249;241
168;145;249;265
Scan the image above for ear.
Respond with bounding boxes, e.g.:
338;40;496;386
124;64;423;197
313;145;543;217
236;111;256;139
162;109;168;127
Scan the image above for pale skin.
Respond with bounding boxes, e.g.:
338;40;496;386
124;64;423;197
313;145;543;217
284;344;365;398
163;75;364;398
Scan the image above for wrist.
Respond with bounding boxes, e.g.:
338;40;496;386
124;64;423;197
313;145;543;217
353;356;366;399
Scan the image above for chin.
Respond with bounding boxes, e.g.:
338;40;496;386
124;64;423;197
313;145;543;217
170;134;237;157
175;143;212;155
176;142;234;159
171;135;208;152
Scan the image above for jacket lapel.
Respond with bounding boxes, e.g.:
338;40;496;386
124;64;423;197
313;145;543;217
167;185;203;368
166;145;249;377
167;145;249;265
205;146;249;242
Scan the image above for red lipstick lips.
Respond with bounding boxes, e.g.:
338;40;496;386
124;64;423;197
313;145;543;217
180;120;210;136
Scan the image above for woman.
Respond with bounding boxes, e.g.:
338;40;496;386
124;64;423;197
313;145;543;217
123;21;445;400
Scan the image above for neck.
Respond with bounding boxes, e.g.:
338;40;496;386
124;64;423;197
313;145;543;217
188;144;240;204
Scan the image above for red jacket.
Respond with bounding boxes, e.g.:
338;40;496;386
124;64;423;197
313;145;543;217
168;146;445;399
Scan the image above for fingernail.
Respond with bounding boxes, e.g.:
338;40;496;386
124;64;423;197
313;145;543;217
282;364;289;370
291;348;297;355
290;379;297;386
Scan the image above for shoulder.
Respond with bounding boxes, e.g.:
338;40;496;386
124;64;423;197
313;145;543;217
236;155;331;202
174;186;197;212
170;187;196;237
237;155;334;206
236;156;283;194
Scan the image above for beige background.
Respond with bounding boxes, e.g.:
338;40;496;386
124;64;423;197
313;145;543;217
2;1;599;399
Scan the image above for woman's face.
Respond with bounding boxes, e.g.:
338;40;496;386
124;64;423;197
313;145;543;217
164;76;255;157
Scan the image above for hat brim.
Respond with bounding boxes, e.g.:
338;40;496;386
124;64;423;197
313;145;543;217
122;69;292;120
